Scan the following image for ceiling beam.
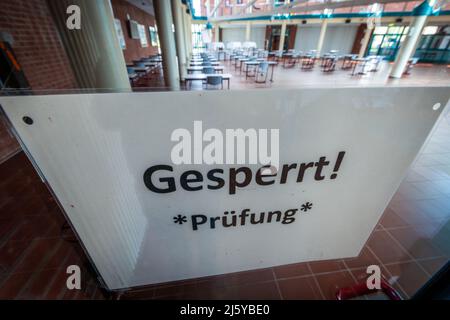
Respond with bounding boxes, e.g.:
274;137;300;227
210;0;420;22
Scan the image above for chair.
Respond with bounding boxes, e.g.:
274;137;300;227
127;67;140;86
322;56;337;72
202;67;215;74
301;55;315;70
205;75;223;90
255;62;269;84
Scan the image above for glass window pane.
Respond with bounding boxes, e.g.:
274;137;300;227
374;26;388;35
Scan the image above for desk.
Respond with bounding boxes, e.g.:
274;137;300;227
351;58;370;76
187;66;224;74
300;56;315;70
245;61;276;82
267;61;277;82
131;66;151;73
244;61;260;79
341;55;357;70
190;61;220;67
217;51;226;61
184;73;232;90
321;56;337;72
128;73;139;85
282;54;299;68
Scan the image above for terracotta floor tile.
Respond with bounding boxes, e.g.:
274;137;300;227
0;218;18;243
418;257;448;276
384;261;430;298
414;199;449;221
366;230;412;264
418;223;450;257
278;276;323;300
44;267;71;300
273;262;310;279
388;227;445;259
0;240;31;273
13;238;62;273
379;208;409;229
389;201;433;226
211;281;281;300
153;281;197;299
0;272;33;299
315;271;356;300
308;259;346;274
17;269;59;299
343;247;379;270
196;268;274;290
42;240;72;270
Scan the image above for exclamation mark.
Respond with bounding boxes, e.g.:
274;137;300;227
330;151;346;179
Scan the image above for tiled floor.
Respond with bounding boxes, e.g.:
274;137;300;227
0;113;20;164
132;58;450;90
0;153;105;299
0;60;449;300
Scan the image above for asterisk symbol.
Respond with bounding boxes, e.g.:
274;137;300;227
301;202;313;212
173;214;187;225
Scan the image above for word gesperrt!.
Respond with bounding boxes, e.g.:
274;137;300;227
143;151;346;195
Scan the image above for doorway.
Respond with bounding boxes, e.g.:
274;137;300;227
266;25;296;52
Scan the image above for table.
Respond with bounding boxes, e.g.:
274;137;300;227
131;66;151;74
217;51;226;61
351;58;370;76
244;61;260;79
128;73;139;85
341;55;357;70
184;73;232;90
191;57;218;61
300;56;315;70
282;54;299;68
267;61;277;82
190;61;220;67
321;56;337;72
187;66;224;74
237;58;250;73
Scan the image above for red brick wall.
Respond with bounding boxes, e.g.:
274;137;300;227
351;24;367;54
111;0;159;64
0;0;77;90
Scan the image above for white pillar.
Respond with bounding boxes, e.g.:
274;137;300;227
278;21;287;54
47;0;131;90
154;0;180;90
390;0;432;78
184;9;193;56
358;23;374;58
171;0;187;80
316;19;328;57
245;22;251;42
181;5;190;61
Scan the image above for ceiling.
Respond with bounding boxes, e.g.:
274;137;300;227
125;0;155;16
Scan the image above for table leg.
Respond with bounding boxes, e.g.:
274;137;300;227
270;65;275;82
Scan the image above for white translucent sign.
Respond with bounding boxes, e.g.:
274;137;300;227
1;87;448;290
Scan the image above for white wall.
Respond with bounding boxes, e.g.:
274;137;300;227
294;24;358;54
222;25;266;48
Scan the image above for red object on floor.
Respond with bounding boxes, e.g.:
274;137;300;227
336;278;402;300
